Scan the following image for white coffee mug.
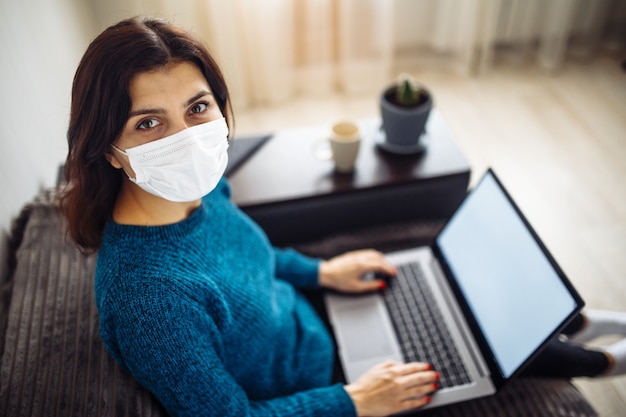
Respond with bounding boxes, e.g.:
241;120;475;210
317;121;361;173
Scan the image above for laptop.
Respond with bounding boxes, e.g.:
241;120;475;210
324;169;584;411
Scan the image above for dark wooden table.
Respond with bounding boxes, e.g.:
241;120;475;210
229;111;471;245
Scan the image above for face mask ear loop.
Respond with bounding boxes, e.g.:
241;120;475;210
111;144;128;155
110;144;138;183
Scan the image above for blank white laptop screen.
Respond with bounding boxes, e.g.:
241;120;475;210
437;173;578;378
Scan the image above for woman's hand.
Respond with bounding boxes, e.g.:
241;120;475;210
318;249;397;293
345;361;440;417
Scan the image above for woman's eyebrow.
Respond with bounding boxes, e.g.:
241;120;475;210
186;91;213;106
128;107;164;118
128;91;214;118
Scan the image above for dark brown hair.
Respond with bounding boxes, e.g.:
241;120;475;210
60;16;232;252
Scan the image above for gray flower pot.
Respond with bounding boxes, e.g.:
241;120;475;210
379;85;432;149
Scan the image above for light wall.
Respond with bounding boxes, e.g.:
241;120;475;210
0;0;97;282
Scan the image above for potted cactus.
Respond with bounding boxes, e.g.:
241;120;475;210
378;73;432;154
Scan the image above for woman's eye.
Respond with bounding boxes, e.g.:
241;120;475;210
137;118;159;130
190;102;208;114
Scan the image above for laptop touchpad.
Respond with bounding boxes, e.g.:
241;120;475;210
335;302;394;362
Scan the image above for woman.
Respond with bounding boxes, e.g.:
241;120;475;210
61;16;626;417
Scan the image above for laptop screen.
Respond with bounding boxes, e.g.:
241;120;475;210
436;170;580;378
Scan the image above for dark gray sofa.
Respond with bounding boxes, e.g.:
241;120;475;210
0;188;598;416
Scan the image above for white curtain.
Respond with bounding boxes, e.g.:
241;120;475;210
90;0;625;110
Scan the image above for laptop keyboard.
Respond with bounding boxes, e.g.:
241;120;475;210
381;262;473;388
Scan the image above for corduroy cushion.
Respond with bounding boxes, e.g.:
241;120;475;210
0;189;598;416
0;190;167;417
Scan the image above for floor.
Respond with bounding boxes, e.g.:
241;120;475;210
234;54;626;416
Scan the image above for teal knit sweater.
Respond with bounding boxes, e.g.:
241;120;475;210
95;179;356;416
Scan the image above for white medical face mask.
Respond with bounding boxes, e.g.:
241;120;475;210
112;117;229;202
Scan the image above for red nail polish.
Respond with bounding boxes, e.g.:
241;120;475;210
424;396;432;403
434;372;441;379
433;383;439;390
425;364;433;371
378;282;387;290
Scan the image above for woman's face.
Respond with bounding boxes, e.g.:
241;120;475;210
107;60;224;176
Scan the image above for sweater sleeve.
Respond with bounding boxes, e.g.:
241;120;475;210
107;277;354;417
273;247;322;289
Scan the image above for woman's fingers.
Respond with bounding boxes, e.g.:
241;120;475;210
345;361;441;416
358;250;398;276
399;370;440;387
319;249;397;293
395;364;440;398
395;365;440;412
398;395;434;412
